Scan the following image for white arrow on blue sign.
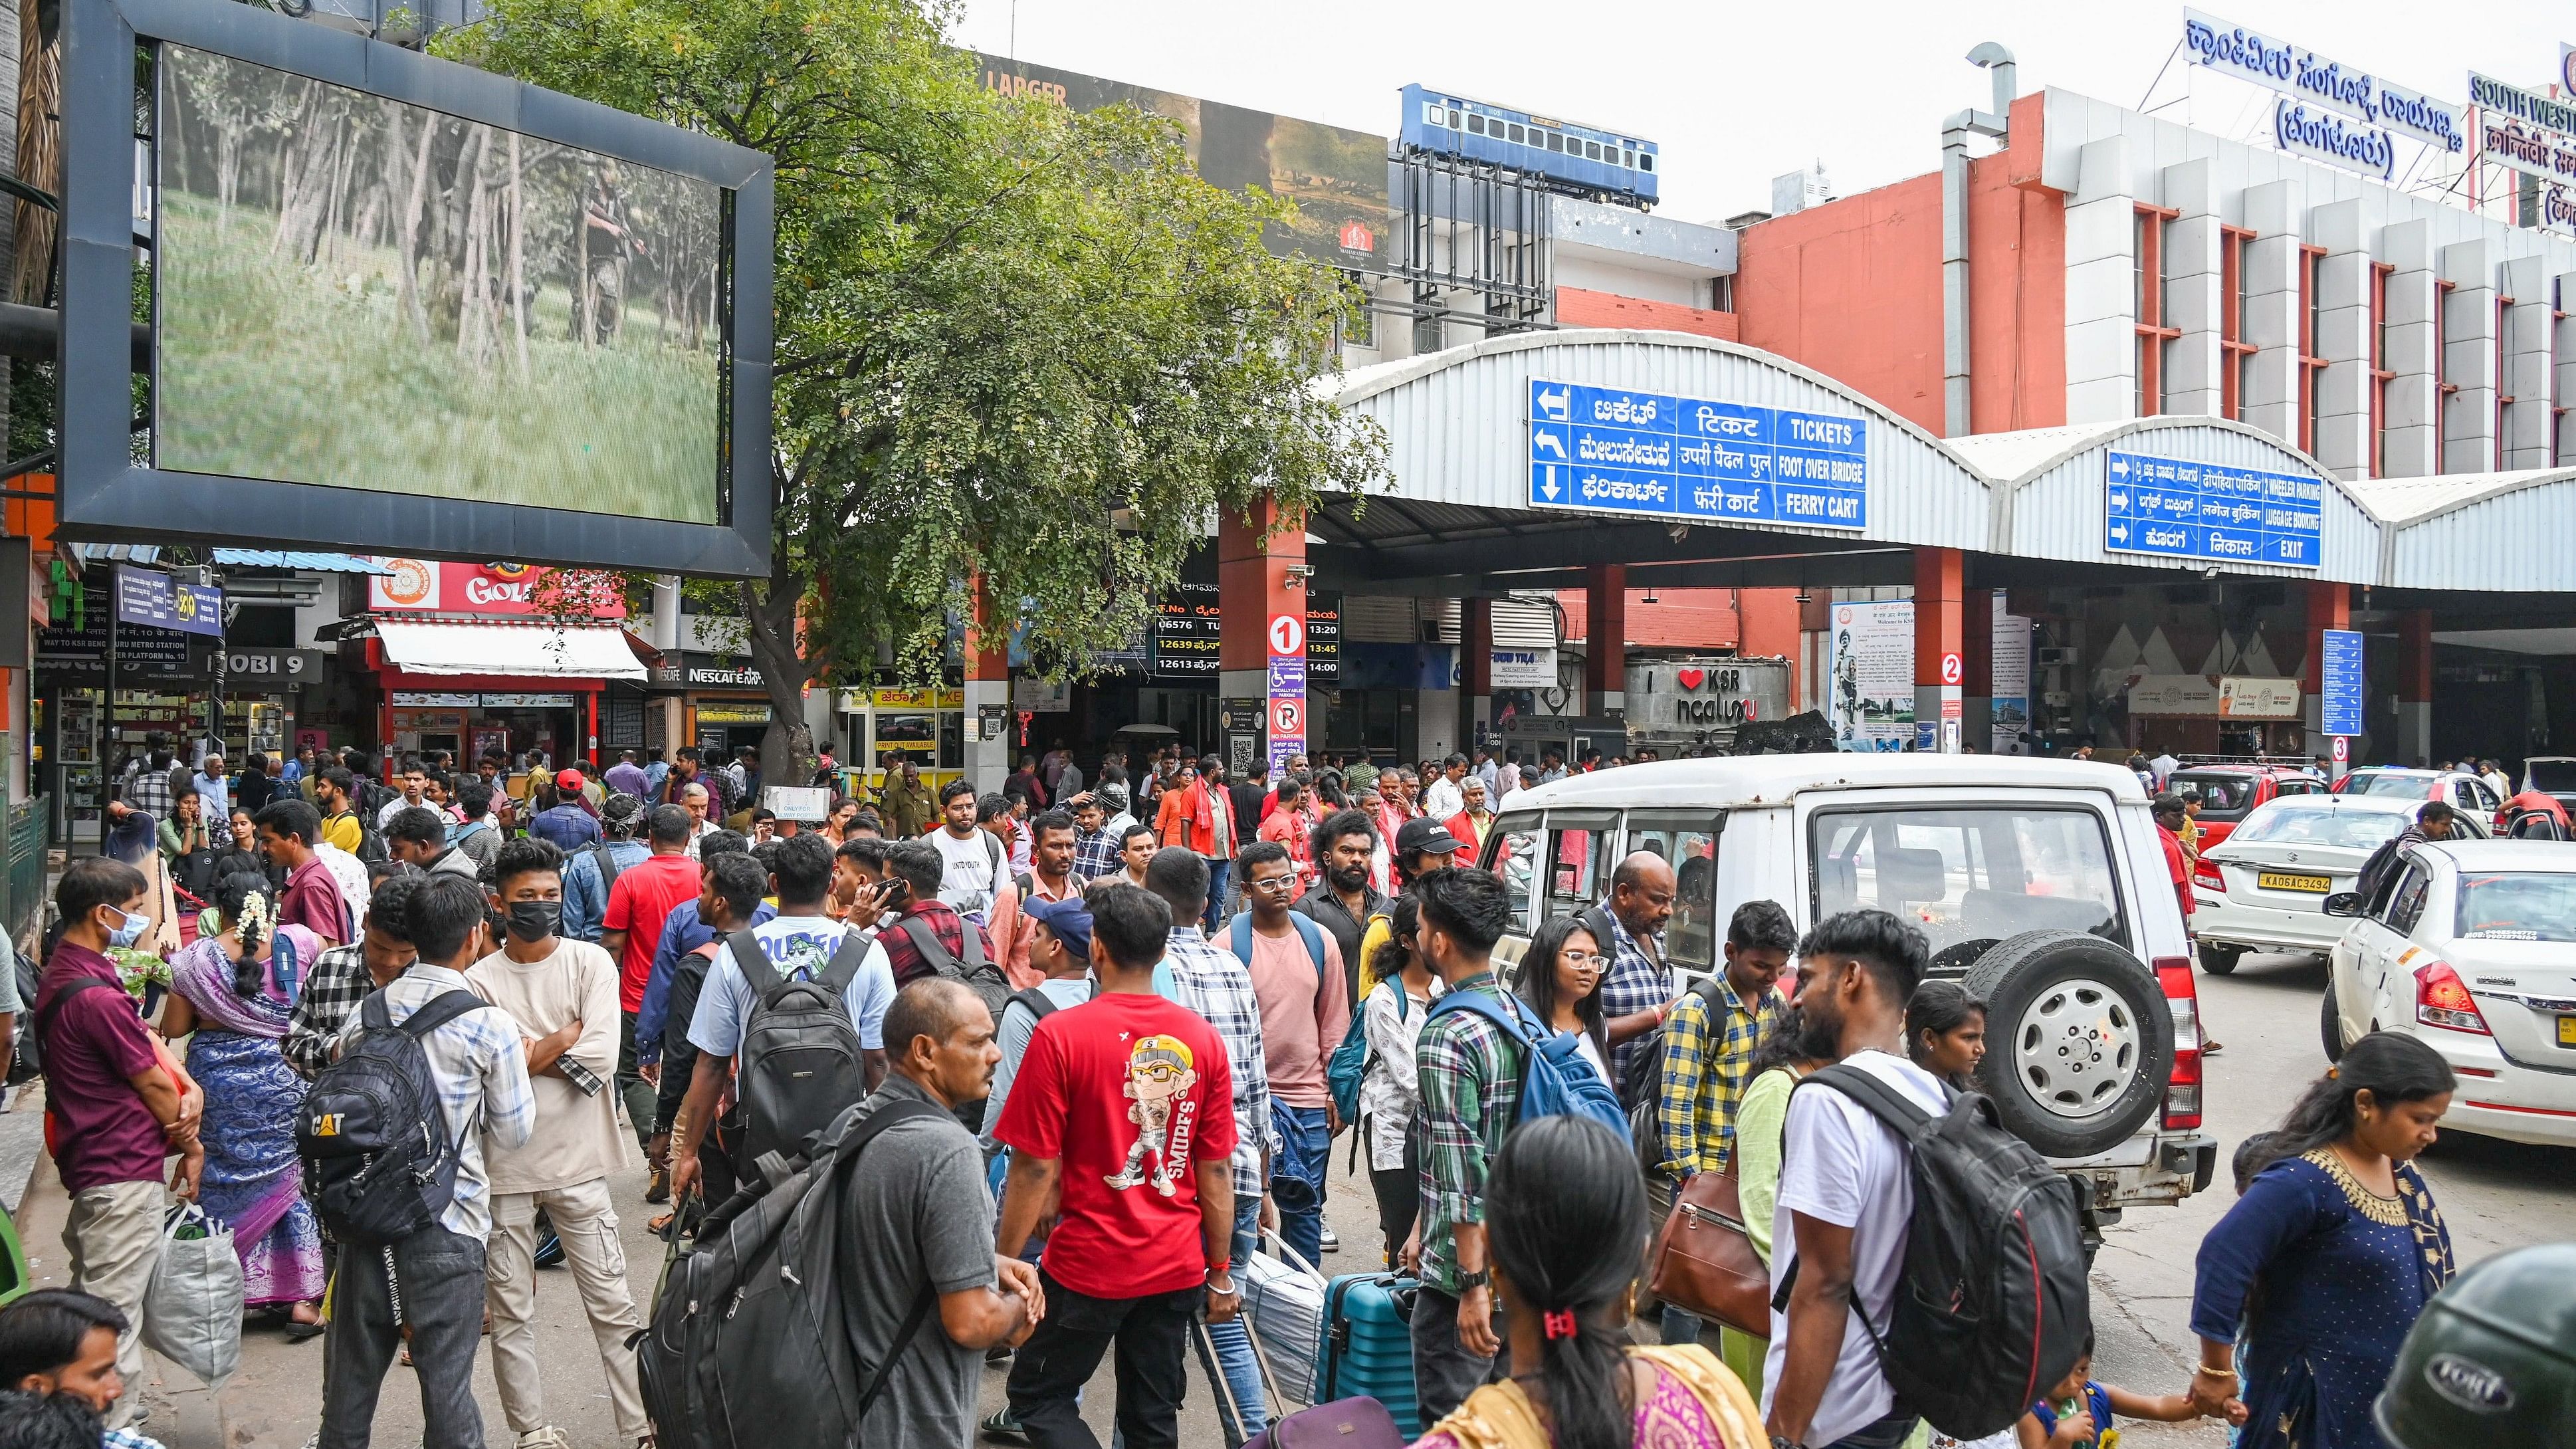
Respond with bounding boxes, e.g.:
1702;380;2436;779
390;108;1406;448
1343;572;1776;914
1525;378;1868;530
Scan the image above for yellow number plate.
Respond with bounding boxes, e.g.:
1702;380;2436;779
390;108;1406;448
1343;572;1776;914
2258;871;2332;893
2558;1016;2576;1048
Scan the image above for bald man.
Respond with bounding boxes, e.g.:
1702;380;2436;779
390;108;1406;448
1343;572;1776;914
1585;850;1681;1099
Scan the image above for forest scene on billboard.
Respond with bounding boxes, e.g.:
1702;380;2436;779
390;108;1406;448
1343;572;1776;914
154;44;724;523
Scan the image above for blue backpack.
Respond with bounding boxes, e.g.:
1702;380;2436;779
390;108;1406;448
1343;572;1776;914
1424;988;1629;1139
1325;982;1407;1127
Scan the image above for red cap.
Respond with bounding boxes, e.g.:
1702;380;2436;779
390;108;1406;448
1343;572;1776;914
556;768;586;792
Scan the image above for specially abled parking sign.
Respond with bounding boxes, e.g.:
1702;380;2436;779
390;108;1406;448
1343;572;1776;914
1527;380;1868;531
2103;451;2322;569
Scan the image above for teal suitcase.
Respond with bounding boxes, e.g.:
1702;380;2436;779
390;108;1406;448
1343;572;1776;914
1312;1273;1422;1438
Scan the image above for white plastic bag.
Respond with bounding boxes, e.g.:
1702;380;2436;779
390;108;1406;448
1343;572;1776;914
1241;1230;1328;1404
144;1202;242;1392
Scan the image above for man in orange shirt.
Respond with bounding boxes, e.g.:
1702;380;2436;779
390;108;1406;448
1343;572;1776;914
1256;774;1319;899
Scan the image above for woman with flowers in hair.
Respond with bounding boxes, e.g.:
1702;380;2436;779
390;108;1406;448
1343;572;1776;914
160;871;328;1335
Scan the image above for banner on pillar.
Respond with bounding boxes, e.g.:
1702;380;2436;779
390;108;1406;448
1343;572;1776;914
2321;629;2365;738
1826;600;1913;752
1267;598;1307;774
1990;596;2031;753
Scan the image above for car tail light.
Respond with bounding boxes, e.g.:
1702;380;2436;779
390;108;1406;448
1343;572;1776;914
2191;858;2226;892
2155;955;2202;1131
2414;960;2492;1035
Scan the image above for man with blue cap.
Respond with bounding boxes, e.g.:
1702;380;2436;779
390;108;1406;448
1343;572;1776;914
980;895;1099;1161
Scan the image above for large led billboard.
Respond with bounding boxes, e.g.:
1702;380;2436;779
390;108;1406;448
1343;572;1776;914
60;0;774;576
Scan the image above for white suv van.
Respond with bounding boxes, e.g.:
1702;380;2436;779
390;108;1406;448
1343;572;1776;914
1480;752;2217;1228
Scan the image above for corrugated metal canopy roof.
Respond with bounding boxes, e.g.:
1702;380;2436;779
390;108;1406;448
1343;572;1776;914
2368;467;2576;593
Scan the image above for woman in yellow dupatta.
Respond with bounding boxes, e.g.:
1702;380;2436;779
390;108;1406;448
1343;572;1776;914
1410;1116;1765;1449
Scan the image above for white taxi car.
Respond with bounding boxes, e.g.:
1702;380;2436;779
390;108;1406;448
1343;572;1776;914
2321;840;2576;1146
2190;794;2486;972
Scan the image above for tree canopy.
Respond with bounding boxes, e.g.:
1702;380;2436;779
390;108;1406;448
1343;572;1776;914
459;0;1385;776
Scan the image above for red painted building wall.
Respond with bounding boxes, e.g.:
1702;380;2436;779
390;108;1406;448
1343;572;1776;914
1556;286;1740;341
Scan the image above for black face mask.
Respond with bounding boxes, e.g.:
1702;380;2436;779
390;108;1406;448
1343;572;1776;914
504;900;563;943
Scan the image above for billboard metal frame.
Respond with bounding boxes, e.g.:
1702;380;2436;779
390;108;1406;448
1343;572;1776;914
60;0;775;578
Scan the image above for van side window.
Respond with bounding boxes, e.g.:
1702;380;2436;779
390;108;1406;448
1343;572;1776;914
1483;816;1541;935
1541;814;1620;931
1628;814;1719;976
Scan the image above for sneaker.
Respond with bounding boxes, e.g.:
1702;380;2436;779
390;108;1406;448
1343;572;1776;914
1319;1222;1339;1252
980;1406;1029;1442
514;1428;574;1449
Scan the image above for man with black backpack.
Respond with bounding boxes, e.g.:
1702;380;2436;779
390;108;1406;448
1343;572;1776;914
667;832;898;1204
312;873;534;1449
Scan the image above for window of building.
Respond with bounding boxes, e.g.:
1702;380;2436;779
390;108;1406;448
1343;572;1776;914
2220;226;2255;421
2133;205;2181;417
2371;262;2395;478
2436;279;2458;469
2300;245;2327;455
2498;294;2515;471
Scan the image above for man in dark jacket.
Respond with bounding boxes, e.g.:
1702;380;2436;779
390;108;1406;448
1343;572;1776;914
2355;800;2457;907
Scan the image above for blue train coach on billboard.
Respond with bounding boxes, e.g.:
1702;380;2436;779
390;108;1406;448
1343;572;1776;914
2103;451;2321;569
1526;380;1868;531
1401;84;1658;206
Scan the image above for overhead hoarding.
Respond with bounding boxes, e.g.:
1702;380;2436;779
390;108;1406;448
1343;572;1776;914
2103;451;2322;570
1526;379;1869;531
2466;72;2576;195
60;0;774;578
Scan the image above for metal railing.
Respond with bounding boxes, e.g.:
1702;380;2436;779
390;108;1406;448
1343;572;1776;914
5;798;49;949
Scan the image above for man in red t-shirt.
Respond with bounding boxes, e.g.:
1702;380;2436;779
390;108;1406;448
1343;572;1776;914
2153;793;2223;1054
994;882;1237;1449
600;805;707;1159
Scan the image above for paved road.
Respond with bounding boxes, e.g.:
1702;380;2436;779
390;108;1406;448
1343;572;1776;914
27;952;2576;1446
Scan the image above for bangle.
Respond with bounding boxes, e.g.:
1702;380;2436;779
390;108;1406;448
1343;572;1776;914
2194;1366;2236;1380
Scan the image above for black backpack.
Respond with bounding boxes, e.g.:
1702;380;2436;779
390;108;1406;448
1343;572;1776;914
332;807;390;868
1624;972;1726;1169
893;914;1012;1023
296;988;488;1246
1776;1063;2090;1439
729;929;875;1170
636;1095;946;1449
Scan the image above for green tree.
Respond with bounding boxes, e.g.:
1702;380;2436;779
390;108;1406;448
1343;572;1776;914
460;0;1383;782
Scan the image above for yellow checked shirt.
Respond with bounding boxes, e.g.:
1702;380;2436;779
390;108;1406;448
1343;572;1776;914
1656;974;1783;1179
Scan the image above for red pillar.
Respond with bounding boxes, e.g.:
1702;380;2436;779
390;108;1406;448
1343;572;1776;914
1913;548;1965;752
964;576;1010;788
1219;502;1308;773
1963;585;1993;754
2302;581;2352;773
1585;564;1627;715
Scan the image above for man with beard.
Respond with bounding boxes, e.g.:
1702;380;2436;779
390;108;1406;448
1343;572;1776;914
1290;810;1386;1011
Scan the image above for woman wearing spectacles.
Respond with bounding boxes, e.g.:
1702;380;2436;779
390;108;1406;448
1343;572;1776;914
1515;913;1612;1085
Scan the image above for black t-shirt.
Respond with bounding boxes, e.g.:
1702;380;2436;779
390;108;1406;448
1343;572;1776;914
1229;782;1265;845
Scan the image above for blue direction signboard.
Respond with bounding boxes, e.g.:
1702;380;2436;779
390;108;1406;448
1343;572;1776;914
1527;380;1868;530
2320;628;2365;739
114;567;224;637
2103;451;2323;570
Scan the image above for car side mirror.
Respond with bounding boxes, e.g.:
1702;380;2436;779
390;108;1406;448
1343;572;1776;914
2321;892;2363;918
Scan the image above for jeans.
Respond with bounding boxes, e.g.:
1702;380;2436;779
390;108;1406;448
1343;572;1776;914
616;1012;658;1154
1006;1270;1201;1449
486;1178;647;1441
1268;1102;1331;1266
1408;1285;1501;1424
321;1228;489;1449
1823;1411;1921;1449
1187;1193;1268;1446
62;1179;163;1429
1202;858;1232;931
1366;1119;1421;1270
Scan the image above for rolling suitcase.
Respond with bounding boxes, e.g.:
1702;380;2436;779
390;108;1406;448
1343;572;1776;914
1311;1273;1423;1440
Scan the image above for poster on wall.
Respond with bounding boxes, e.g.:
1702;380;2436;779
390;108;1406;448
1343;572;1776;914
1989;595;2030;754
1826;600;1914;752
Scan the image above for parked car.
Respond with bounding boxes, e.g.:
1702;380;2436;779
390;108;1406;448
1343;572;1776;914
2494;790;2572;840
1480;754;2217;1240
2191;794;2490;973
2165;763;2329;853
2321;840;2576;1146
2518;756;2576;818
2335;766;2502;818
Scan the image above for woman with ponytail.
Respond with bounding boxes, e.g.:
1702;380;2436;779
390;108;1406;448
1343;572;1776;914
1411;1115;1766;1449
2184;1032;2457;1449
160;871;328;1334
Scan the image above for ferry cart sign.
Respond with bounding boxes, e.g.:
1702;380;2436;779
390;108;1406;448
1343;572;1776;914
1527;380;1868;531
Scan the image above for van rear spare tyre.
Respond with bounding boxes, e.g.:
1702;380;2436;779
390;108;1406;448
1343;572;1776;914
1965;929;2174;1159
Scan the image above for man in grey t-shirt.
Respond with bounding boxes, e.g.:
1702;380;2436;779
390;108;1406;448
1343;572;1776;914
842;978;1040;1446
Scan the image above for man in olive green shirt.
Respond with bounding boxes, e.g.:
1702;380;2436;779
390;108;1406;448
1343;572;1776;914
877;756;936;838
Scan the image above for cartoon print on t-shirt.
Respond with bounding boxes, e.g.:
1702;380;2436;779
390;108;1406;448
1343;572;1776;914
1106;1034;1200;1197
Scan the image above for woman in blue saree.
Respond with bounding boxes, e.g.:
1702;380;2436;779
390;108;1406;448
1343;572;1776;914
2187;1032;2457;1449
161;871;328;1335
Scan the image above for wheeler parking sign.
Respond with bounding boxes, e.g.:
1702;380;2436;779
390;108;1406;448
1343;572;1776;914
2103;451;2322;569
1527;380;1868;531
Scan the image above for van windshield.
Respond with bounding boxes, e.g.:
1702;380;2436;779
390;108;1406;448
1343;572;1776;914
1810;806;2125;972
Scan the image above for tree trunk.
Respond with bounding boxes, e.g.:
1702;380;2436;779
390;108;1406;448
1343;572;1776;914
506;132;530;378
575;185;592;348
742;548;817;792
11;27;60;306
394;108;436;342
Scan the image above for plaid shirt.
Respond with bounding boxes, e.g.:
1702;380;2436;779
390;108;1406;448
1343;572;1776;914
284;942;373;1079
1598;910;1672;1095
334;964;534;1240
1656;974;1784;1178
1071;826;1121;885
1156;925;1280;1202
1413;972;1525;1295
877;900;996;990
119;759;175;818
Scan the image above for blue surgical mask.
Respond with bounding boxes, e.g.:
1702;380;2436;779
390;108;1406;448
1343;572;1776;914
106;907;148;950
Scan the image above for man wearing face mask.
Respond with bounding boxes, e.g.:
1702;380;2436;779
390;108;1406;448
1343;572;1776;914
465;837;647;1449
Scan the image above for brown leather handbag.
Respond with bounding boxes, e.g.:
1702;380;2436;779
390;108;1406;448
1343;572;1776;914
1646;1169;1772;1335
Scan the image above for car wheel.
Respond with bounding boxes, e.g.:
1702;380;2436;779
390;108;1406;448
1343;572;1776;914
2197;941;2243;975
1967;930;2176;1159
2319;978;2347;1063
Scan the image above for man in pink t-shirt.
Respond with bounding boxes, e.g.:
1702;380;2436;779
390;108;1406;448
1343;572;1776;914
1230;841;1349;1266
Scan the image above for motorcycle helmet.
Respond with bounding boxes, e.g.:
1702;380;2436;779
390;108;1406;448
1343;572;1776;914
2375;1242;2576;1448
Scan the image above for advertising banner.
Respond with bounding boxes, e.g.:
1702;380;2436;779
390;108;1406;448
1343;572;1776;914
1826;600;1913;751
1989;597;2031;752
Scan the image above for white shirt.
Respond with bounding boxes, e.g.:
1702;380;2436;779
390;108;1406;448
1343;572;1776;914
377;792;425;829
681;818;717;859
1358;978;1438;1171
1497;763;1523;800
928;826;1002;919
686;914;897;1058
1761;1050;1948;1448
2151;752;2179;786
1422;776;1465;822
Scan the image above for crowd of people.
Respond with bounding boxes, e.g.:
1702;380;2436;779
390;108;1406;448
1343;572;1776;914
3;735;2496;1449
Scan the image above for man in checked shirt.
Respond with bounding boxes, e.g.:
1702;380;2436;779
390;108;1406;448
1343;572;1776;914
284;871;423;1081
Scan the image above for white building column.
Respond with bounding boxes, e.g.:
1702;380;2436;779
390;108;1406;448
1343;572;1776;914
2502;255;2555;471
2063;136;2135;425
2558;271;2576;469
2240;180;2304;447
2379;219;2438;479
2309;199;2371;478
2439;239;2498;474
2160;160;2222;418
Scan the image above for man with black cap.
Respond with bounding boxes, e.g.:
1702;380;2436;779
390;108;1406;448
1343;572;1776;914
1348;816;1463;1000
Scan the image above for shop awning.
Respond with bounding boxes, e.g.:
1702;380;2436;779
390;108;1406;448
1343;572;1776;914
374;620;647;681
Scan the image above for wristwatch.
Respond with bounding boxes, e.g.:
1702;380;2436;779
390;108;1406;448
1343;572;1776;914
1771;1436;1808;1449
1456;1270;1491;1291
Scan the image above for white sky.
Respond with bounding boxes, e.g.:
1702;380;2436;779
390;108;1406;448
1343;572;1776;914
948;1;2573;225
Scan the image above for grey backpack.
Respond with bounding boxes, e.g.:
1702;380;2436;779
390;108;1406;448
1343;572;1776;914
727;929;875;1170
